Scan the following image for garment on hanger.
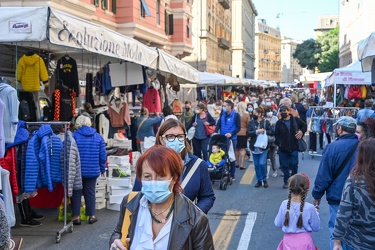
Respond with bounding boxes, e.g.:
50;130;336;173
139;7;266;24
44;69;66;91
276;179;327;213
0;147;18;196
85;73;94;107
108;99;131;128
56;56;79;94
98;113;109;143
0;83;19;143
142;87;161;113
101;64;113;94
0;200;10;248
24;125;63;193
0;168;15;227
17;53;49;92
52;86;76;121
0;99;4;158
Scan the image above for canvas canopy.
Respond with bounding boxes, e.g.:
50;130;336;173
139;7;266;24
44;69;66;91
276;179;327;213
325;60;371;87
358;31;375;72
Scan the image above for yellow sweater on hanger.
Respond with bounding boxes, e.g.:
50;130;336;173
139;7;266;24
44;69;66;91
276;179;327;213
17;53;49;92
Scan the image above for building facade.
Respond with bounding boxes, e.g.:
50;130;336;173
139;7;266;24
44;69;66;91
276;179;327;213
231;0;257;79
182;0;232;75
280;37;304;83
254;19;281;82
339;0;375;67
0;0;193;57
314;15;339;38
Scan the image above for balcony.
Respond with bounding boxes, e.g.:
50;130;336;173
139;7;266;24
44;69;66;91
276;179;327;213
218;0;230;9
218;37;230;50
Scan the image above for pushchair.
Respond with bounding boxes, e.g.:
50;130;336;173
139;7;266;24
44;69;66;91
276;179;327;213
207;134;232;190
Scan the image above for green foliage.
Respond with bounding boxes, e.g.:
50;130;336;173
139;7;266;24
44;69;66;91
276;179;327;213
315;27;339;72
293;39;320;70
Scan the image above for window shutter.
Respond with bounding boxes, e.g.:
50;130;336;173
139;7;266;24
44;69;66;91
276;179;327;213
102;0;108;10
94;0;99;7
165;10;169;34
112;0;116;13
169;14;174;35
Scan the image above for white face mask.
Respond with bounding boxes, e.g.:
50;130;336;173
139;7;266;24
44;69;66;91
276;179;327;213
267;112;273;117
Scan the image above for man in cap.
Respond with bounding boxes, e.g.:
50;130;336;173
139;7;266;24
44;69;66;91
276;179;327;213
312;116;359;249
274;105;307;188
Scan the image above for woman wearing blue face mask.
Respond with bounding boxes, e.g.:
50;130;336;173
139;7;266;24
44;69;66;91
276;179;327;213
132;119;216;214
110;145;214;250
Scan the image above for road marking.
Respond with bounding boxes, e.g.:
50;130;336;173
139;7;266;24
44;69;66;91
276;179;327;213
240;165;255;185
237;212;257;250
213;210;241;250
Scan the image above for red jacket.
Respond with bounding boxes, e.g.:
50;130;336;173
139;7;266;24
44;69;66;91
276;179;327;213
142;88;161;113
0;147;18;196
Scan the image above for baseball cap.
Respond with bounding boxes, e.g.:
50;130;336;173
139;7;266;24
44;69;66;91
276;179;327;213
333;116;357;129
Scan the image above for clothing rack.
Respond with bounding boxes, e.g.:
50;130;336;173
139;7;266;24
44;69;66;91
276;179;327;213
26;121;72;243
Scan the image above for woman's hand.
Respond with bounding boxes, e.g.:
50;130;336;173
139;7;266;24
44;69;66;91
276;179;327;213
295;130;303;139
101;173;105;177
257;129;265;134
193;122;197;126
333;239;343;250
204;121;209;126
110;239;128;250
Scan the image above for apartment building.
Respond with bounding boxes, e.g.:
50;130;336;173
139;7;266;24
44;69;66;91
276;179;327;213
280;37;304;83
182;0;232;75
0;0;193;57
254;19;281;82
231;0;257;79
314;15;339;39
339;0;375;67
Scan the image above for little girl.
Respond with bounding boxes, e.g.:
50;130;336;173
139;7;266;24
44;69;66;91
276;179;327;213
274;174;321;250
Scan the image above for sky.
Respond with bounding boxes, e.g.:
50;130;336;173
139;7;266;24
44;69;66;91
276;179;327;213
252;0;339;40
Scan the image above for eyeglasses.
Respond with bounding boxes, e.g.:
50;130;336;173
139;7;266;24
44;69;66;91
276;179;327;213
162;134;186;142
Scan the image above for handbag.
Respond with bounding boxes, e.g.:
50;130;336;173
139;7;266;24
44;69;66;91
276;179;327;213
204;113;216;135
361;85;367;99
293;117;307;152
348;85;362;99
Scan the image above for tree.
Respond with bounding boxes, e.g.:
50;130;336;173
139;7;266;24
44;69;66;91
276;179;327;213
315;27;339;72
293;39;320;70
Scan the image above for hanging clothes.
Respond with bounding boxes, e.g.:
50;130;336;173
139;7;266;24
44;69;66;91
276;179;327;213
52;86;76;121
0;168;15;227
24;125;62;193
0;147;18;196
17;53;49;92
108;100;131;128
85;73;94;107
101;64;113;95
142;87;161;113
0;82;19;144
56;56;79;94
0;99;4;158
98;113;110;143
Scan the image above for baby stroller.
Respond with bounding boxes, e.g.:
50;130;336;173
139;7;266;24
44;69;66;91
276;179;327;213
207;134;232;190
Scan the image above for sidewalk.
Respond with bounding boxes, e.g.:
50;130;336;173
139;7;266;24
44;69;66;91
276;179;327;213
11;206;120;249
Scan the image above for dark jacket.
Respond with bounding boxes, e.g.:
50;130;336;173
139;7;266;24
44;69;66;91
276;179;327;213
295;102;307;122
133;154;215;214
274;115;307;153
246;118;274;151
312;134;359;205
109;192;214;250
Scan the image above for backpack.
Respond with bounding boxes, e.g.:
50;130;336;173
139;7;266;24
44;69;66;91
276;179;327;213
19;100;31;121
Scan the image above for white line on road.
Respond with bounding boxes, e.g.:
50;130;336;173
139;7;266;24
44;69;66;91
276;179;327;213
237;212;257;250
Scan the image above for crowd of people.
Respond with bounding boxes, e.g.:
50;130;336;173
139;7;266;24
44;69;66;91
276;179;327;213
108;89;375;250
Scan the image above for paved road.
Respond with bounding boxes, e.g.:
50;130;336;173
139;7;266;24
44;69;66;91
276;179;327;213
12;151;332;250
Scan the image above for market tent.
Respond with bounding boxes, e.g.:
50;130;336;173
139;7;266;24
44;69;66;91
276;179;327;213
299;72;331;84
325;60;371;87
213;73;243;85
198;72;225;85
156;49;200;83
358;31;375;72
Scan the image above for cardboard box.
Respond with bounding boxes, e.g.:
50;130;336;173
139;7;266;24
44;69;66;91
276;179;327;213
108;194;128;204
107;155;130;165
106;201;121;211
107;186;133;196
107;177;132;188
96;177;107;188
95;187;106;198
96;201;106;210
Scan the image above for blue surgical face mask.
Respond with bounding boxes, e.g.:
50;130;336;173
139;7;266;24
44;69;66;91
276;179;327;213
248;108;253;112
141;179;172;203
266;102;271;106
222;107;228;113
166;139;186;154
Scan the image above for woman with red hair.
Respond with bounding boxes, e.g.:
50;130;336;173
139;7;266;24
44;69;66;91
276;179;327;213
109;145;213;250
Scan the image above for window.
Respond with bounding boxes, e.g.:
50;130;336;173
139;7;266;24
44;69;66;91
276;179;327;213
112;0;116;13
165;11;174;35
102;0;108;10
156;0;160;25
187;19;190;38
140;0;151;18
94;0;99;7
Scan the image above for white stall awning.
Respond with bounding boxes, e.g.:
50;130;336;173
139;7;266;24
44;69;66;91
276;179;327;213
325;60;371;87
198;72;225;85
358;31;375;72
157;49;200;83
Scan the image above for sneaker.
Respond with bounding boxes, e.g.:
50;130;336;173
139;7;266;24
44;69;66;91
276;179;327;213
255;182;262;188
263;180;269;188
313;151;318;154
31;211;44;221
280;172;284;177
272;171;277;178
282;183;289;189
20;219;42;227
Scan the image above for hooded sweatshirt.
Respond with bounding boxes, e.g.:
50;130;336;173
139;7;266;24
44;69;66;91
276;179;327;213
74;126;106;178
17;53;49;92
0;83;19;144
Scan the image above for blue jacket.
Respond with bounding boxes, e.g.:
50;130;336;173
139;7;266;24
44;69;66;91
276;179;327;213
215;110;241;140
312;134;359;205
135;116;162;141
133;154;216;214
5;120;29;149
74;126;106;178
24;125;62;192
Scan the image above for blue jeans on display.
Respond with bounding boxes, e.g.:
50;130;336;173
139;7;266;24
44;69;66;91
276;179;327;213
252;150;268;182
229;138;237;178
192;137;209;161
329;204;339;250
71;177;97;217
279;151;299;184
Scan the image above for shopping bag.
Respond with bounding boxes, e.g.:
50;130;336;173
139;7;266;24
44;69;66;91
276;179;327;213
254;133;268;149
228;140;236;162
297;138;307;152
58;198;72;222
187;126;196;140
144;136;156;150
